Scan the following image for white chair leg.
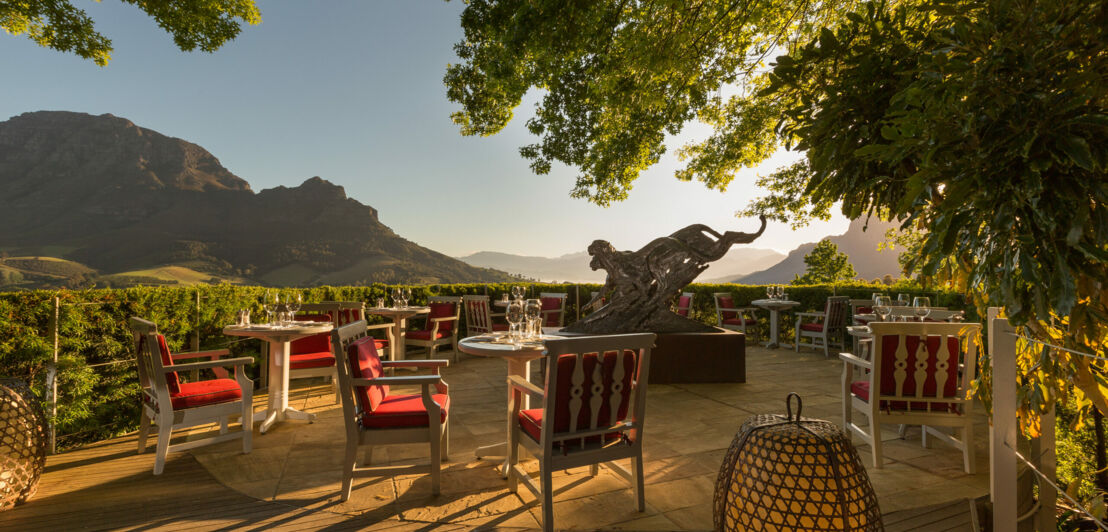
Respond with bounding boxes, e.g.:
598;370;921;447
963;423;976;474
332;370;341;404
154;424;172;475
341;442;357;501
541;468;555;532
137;414;151;454
241;398;253;454
429;422;441;496
442;421;450;461
632;455;646;512
507;424;521;493
870;416;884;469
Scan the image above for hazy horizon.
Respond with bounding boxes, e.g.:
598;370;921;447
1;1;851;258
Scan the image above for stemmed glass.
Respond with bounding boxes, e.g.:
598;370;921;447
766;286;775;299
506;299;525;345
874;296;893;322
401;287;412;307
286;292;301;323
913;297;931;322
263;290;278;324
391;287;402;308
774;286;785;299
524;299;542;339
897;293;910;306
511;286;524;301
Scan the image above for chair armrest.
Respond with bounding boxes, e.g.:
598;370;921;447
352;375;442;386
364;322;394;331
170;349;230;361
796;312;825;318
838;352;872;370
736;307;760;313
507;375;544;398
490;312;506;318
381;359;449;368
162;356;254;374
428;316;456;323
716;306;742;313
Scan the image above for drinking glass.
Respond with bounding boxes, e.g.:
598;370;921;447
511;286;524;300
774;286;784;299
286;292;301;322
766;286;774;299
237;309;250;326
913;297;931;321
897;293;910;306
401;287;412;307
375;297;385;309
263;290;277;324
524;299;542;339
874;296;893;322
506;300;525;345
391;287;402;308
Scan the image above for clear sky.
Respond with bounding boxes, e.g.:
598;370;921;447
0;0;850;257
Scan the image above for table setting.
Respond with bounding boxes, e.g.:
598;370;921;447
751;285;800;348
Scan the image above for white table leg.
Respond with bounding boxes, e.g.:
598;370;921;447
761;310;781;348
259;339;316;434
392;318;405;361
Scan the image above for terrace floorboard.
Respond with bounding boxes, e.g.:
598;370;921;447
0;345;984;530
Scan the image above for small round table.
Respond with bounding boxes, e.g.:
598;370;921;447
365;306;430;361
223;323;332;433
751;299;800;348
458;331;558;477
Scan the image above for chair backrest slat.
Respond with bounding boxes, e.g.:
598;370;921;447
824;296;849;333
869;322;981;412
538;292;568;327
302;301;366;326
462;295;494;335
331;321;371;438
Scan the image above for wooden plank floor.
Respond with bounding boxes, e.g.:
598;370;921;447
886;499;975;532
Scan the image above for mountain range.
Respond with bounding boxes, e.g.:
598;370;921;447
0;111;511;288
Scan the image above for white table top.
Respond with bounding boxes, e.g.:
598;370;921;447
365;306;430;317
751;299;801;309
223;322;332;341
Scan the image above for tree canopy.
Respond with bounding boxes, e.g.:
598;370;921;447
1;0;261;66
793;240;857;285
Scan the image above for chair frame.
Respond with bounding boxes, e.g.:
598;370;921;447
795;295;850;357
129;317;254;475
506;333;656;532
840;322;980;473
538;292;568;328
407;296;462;362
330;321;450;500
712;292;760;339
674;291;695;318
462;294;505;336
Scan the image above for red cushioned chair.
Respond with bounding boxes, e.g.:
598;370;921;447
330;321;450;500
407;296;461;362
795;296;849;357
712;292;760;339
674;291;694;318
538;292;568;328
840;322;981;473
506;333;655;532
462;295;508;336
287;313;394;404
128;317;254;475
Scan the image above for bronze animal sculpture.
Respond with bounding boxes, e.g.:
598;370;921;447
567;216;767;334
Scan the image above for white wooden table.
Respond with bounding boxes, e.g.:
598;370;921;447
365;306;430;361
751;299;800;348
458;329;564;477
223;322;333;433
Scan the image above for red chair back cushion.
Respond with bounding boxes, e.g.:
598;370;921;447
878;334;961;400
541;297;563;326
152;334;182;394
676;295;692;317
346;336;389;412
290;314;332;355
424;302;456;333
718;295;737;320
548;350;637;437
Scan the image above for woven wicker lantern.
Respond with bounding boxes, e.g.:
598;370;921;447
714;393;882;531
0;380;48;510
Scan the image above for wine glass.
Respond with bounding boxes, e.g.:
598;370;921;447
506;299;525;345
874;296;893;322
391;287;402;308
286;292;301;322
512;286;524;300
774;286;785;299
766;285;774;299
524;299;542;339
897;293;910;306
401;287;412;307
263;290;277;324
913;296;931;321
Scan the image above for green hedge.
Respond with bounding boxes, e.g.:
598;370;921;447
0;281;965;448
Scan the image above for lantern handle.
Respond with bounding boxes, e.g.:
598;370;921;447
785;392;802;423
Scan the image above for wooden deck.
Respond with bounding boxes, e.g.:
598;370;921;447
0;345;984;530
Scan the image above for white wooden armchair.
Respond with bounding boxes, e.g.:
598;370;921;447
331;321;450;500
129;317;254;475
538;292;568;328
675;291;694;318
712;292;759;339
795;296;849;357
840;322;981;473
407;296;462;362
506;333;656;532
462;295;508;335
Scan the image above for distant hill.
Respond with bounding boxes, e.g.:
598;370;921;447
0;111;512;288
734;217;903;284
458;247;784;283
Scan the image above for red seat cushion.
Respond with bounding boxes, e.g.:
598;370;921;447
850;381;959;413
347;336;389;412
424;302;457;333
857;306;873;314
150;335;182;394
170;379;242;409
291;314;333;355
723;317;756;326
407;329;451;341
289;351;336;370
518;408;626;447
800;322;824;332
718;295;737;320
361;393;450;428
676;295;692;317
492;323;510;331
541;297;564;326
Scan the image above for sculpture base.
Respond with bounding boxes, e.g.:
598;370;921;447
648;327;745;384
